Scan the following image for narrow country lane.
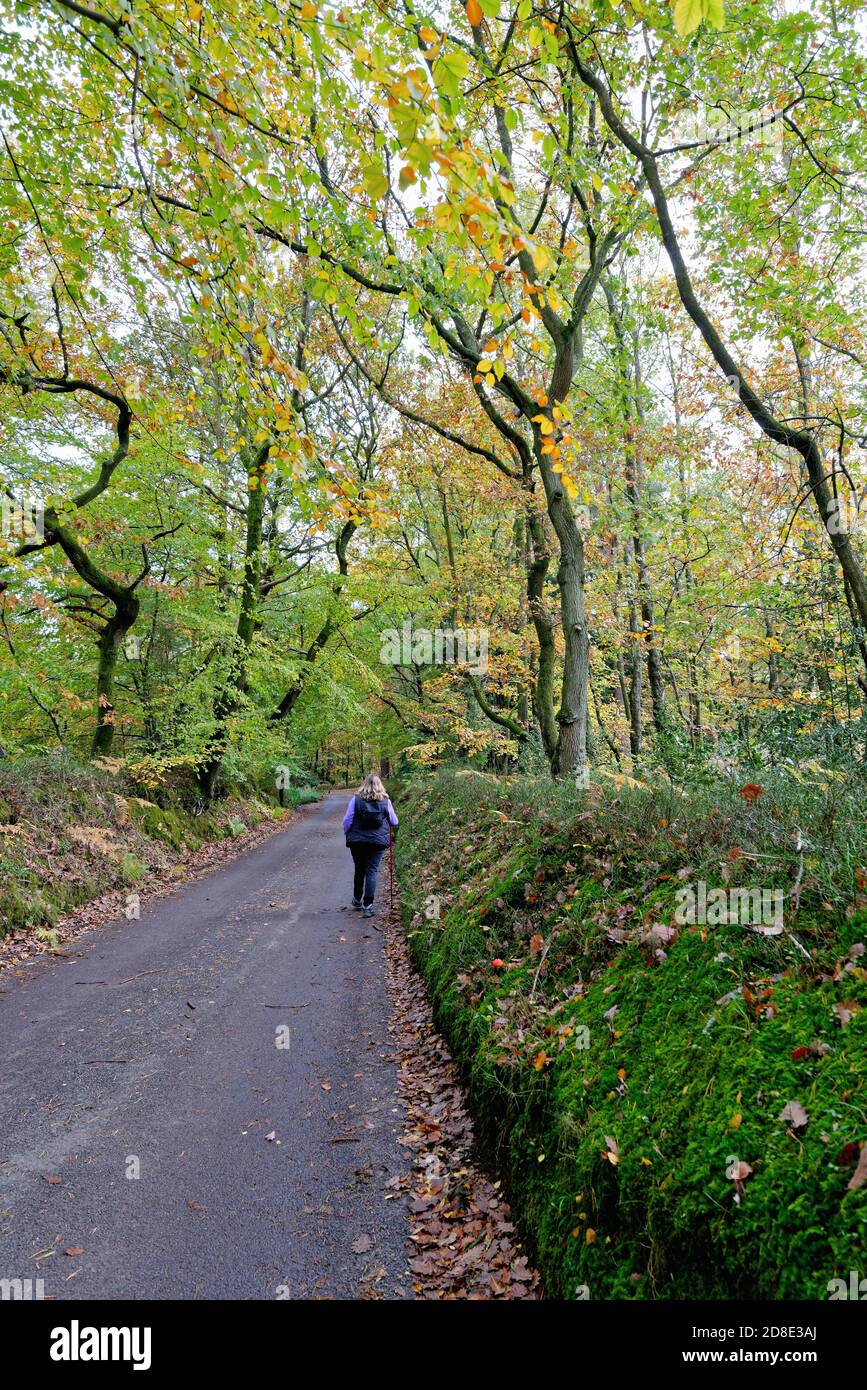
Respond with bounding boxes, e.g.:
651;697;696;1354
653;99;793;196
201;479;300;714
0;794;414;1300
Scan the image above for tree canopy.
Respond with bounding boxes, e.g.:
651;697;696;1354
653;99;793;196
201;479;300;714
2;0;866;793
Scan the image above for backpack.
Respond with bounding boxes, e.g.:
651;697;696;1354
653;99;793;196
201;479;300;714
355;796;389;831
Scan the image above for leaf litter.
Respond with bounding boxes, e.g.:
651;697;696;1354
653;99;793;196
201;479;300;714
382;901;541;1300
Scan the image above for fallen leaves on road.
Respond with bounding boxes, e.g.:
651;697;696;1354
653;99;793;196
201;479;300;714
383;909;542;1300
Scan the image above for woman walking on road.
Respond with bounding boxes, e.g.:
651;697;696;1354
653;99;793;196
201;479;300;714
343;773;398;919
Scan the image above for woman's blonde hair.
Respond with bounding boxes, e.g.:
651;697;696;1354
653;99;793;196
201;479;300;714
359;772;387;801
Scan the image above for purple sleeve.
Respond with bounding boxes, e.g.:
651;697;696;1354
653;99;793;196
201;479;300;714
386;798;399;827
343;797;356;834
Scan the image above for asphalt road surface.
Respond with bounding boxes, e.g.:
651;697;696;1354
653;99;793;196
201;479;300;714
0;793;413;1300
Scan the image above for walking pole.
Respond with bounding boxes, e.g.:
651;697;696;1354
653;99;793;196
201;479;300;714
389;821;395;915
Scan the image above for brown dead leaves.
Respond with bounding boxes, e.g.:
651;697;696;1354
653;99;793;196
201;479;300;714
778;1100;809;1134
847;1146;867;1192
383;909;541;1300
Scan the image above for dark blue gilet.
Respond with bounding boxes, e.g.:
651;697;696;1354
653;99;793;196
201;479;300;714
346;796;391;847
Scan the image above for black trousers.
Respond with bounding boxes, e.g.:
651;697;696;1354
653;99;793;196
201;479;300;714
349;844;386;906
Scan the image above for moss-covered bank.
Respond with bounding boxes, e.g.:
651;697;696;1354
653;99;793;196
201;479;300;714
396;769;867;1299
0;751;320;937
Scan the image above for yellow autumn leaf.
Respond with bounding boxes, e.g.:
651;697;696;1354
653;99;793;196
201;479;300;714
673;0;704;37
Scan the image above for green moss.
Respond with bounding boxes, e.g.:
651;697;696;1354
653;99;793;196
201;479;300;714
398;771;867;1300
129;802;190;850
120;852;147;885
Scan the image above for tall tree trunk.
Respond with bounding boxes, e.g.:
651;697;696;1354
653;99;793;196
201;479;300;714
670;364;702;746
764;610;780;694
532;420;589;777
44;521;142;758
93;598;139;755
199;445;267;798
526;508;558;762
270;517;357;723
605;281;666;738
625;538;643;759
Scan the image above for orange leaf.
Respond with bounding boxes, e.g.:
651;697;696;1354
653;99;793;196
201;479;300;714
738;783;763;803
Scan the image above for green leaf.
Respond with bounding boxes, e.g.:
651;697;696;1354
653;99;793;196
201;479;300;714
442;50;470;79
361;161;389;201
673;0;705;37
432;51;470;97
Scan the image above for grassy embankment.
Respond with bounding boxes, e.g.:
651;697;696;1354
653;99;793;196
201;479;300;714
0;751;320;938
396;767;867;1299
